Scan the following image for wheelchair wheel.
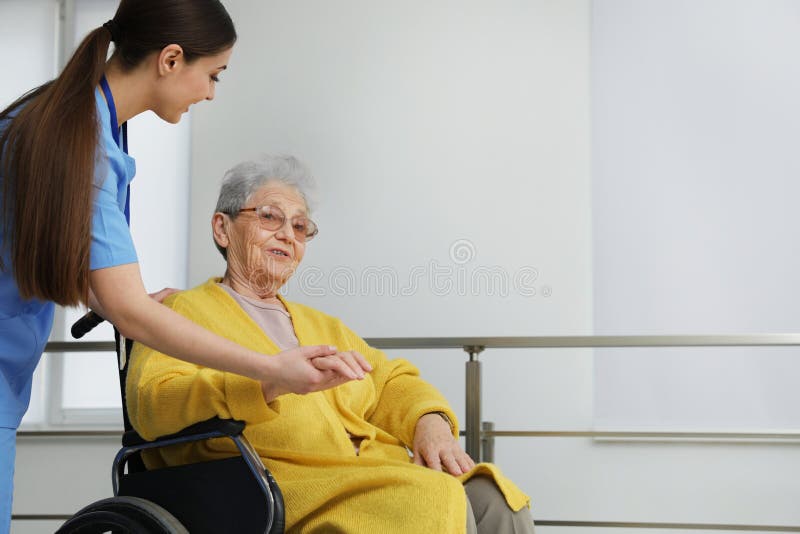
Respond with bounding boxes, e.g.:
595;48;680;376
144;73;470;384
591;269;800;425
55;496;188;534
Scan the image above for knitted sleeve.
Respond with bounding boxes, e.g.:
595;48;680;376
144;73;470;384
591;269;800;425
339;323;459;447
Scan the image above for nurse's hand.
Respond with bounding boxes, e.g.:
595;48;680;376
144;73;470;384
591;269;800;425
260;346;372;402
311;350;372;381
149;287;181;303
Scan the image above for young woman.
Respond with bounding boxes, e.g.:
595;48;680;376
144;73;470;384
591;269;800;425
0;1;369;528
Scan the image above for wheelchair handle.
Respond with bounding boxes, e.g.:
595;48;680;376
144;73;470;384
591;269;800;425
71;311;105;339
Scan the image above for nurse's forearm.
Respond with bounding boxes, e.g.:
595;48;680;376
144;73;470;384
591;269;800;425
89;263;277;380
127;300;267;376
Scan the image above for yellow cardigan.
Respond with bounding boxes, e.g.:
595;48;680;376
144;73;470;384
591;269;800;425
127;278;529;533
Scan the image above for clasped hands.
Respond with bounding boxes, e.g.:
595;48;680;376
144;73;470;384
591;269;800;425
260;345;373;402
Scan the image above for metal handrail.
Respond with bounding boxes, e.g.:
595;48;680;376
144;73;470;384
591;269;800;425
46;341;115;352
39;333;800;448
365;333;800;348
24;334;800;531
18;428;800;440
535;521;800;532
38;334;800;445
10;515;799;532
44;333;800;353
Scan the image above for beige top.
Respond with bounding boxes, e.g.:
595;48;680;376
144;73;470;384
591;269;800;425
217;283;299;350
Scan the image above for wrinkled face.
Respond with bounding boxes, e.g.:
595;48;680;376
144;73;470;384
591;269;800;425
220;182;308;297
153;47;233;123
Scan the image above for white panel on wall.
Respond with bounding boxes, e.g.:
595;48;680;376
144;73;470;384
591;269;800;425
592;0;800;429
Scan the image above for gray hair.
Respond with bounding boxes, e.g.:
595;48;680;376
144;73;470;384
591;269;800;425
213;155;317;259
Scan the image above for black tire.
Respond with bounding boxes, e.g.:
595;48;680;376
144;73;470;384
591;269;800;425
55;496;188;534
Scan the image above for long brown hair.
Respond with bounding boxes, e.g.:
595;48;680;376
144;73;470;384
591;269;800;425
0;0;236;306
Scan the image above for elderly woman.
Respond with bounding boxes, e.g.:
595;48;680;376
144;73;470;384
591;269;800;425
127;156;533;533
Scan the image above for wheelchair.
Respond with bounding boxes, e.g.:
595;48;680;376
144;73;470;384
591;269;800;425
56;313;285;534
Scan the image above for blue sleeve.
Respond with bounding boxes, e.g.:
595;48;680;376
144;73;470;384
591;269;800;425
90;164;137;270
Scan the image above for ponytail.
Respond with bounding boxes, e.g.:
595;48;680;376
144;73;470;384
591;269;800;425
0;27;112;306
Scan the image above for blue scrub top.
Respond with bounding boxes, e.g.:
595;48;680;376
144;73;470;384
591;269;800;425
0;88;137;428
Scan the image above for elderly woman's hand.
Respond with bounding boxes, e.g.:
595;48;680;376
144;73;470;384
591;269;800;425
260;346;373;402
412;413;475;476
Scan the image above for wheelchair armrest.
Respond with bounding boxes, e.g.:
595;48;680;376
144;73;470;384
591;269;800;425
122;416;246;447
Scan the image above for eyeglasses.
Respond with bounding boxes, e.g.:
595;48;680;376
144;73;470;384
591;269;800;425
230;205;318;242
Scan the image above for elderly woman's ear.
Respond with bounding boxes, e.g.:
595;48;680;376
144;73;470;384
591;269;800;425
212;212;230;251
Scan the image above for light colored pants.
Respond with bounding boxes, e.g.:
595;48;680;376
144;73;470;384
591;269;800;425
0;427;15;534
465;476;534;534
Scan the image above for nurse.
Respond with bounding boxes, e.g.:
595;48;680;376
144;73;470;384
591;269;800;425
0;1;370;530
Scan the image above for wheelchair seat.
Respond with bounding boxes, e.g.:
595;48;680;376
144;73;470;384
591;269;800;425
57;323;285;534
